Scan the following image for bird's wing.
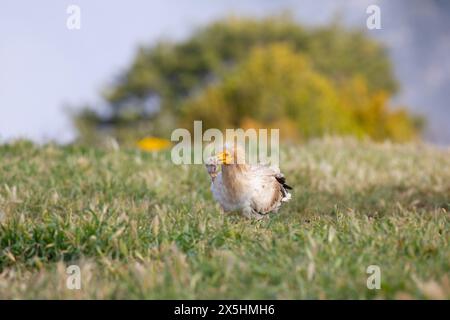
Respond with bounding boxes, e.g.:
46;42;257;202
248;164;292;215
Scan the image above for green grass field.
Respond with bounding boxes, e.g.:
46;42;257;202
0;138;449;299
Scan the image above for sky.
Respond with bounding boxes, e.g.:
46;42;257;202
1;0;449;144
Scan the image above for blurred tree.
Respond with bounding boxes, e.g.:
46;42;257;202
181;44;356;140
75;15;419;144
182;44;417;141
106;15;398;108
339;77;419;142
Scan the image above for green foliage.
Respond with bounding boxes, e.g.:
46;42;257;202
75;15;419;144
182;44;418;141
106;16;397;106
182;44;358;140
339;77;420;142
0;138;449;298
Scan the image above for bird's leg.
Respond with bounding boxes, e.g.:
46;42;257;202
241;207;253;219
242;207;267;220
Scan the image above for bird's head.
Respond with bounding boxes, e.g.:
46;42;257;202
214;142;246;165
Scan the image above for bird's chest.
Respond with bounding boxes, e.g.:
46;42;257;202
211;173;254;212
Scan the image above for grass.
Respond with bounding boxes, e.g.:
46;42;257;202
0;137;449;299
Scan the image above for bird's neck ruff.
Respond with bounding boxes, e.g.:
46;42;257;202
221;163;250;195
219;143;251;195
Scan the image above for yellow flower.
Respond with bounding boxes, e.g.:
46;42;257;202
137;137;171;152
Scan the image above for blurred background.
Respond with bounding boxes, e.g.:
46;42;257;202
1;0;449;146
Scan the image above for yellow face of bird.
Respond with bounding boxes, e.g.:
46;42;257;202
215;150;234;165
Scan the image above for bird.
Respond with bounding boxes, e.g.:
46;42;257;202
205;143;292;219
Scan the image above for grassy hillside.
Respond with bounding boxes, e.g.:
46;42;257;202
0;138;449;299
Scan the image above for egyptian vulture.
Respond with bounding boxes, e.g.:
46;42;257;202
205;144;292;219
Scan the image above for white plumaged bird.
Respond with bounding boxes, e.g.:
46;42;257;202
205;143;292;219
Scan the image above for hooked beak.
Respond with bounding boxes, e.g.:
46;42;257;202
215;151;233;165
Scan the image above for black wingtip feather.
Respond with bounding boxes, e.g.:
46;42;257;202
275;175;293;190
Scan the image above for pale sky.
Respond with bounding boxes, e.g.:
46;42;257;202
1;0;449;144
